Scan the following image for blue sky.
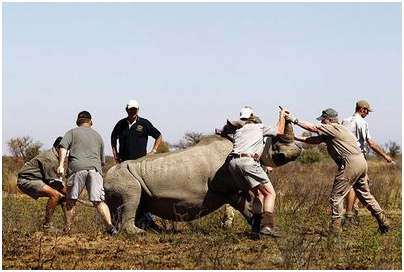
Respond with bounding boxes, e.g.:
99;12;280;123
2;3;402;155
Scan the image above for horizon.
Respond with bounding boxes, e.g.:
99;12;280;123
3;3;402;156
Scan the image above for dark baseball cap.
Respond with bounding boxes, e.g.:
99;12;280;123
316;108;338;121
77;111;92;120
53;136;63;148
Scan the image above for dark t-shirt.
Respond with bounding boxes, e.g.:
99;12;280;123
111;117;161;161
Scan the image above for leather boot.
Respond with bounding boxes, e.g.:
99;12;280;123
251;214;262;240
261;212;281;238
330;218;342;236
375;212;390;234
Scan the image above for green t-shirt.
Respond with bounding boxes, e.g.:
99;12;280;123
17;149;59;181
60;126;105;176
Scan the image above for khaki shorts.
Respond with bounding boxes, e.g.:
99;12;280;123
228;157;269;192
66;169;105;202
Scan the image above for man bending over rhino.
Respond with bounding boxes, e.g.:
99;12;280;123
227;106;288;239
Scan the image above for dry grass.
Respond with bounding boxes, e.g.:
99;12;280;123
2;158;402;269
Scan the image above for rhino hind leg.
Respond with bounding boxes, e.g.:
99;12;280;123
278;120;294;144
227;191;253;225
104;166;145;235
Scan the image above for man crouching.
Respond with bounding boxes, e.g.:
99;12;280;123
17;136;66;231
227;106;288;239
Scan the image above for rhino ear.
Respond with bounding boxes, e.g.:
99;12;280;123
227;119;244;129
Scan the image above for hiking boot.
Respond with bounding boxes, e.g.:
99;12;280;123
62;226;71;235
42;223;61;234
330;218;343;235
343;214;359;230
107;225;119;236
375;212;390;234
250;214;262;240
260;226;281;238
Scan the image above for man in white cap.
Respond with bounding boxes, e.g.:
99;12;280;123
227;106;288;239
111;99;162;162
341;100;395;226
111;99;163;231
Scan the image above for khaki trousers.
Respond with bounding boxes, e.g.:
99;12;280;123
330;154;383;219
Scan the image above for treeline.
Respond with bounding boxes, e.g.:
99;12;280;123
2;133;401;192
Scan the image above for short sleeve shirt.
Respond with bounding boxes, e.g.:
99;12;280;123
341;113;371;154
111;117;161;161
232;123;276;156
17;149;59;181
60;127;105;175
316;123;362;166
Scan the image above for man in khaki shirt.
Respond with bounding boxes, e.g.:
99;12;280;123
342;100;395;224
287;108;389;234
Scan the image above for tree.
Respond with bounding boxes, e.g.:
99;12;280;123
156;141;170;153
171;132;205;150
7;136;43;162
384;141;401;158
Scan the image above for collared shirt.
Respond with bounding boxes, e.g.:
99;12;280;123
341;113;372;154
111;116;161;161
315;123;362;166
232;123;275;156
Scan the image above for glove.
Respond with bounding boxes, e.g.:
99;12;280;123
285;113;298;124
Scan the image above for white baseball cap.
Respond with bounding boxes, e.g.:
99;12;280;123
240;106;254;119
126;99;140;109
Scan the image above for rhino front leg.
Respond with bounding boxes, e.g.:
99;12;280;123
104;166;145;234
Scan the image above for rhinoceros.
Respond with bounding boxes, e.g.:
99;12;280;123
104;122;301;234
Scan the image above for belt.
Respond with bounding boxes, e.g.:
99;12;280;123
229;153;260;161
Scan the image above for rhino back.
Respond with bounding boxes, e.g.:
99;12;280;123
128;135;233;200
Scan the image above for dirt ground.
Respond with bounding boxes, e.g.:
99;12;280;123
3;161;402;269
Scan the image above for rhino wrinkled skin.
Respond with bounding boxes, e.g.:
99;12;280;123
104;122;301;234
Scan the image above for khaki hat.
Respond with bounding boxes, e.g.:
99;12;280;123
356;100;373;112
316;108;338;121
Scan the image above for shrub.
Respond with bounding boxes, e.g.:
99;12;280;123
297;148;324;164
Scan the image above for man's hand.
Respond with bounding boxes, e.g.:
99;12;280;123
112;150;121;163
279;107;289;116
384;154;395;164
57;166;65;177
285;112;298;124
148;148;158;155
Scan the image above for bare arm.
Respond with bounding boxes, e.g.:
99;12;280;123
151;135;163;153
111;123;120;162
295;135;323;145
295;120;320;134
57;147;68;176
275;109;287;136
367;138;394;163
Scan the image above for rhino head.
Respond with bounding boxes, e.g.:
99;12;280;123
219;119;302;167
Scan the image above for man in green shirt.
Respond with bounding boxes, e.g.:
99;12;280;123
287;108;389;234
17;136;66;230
